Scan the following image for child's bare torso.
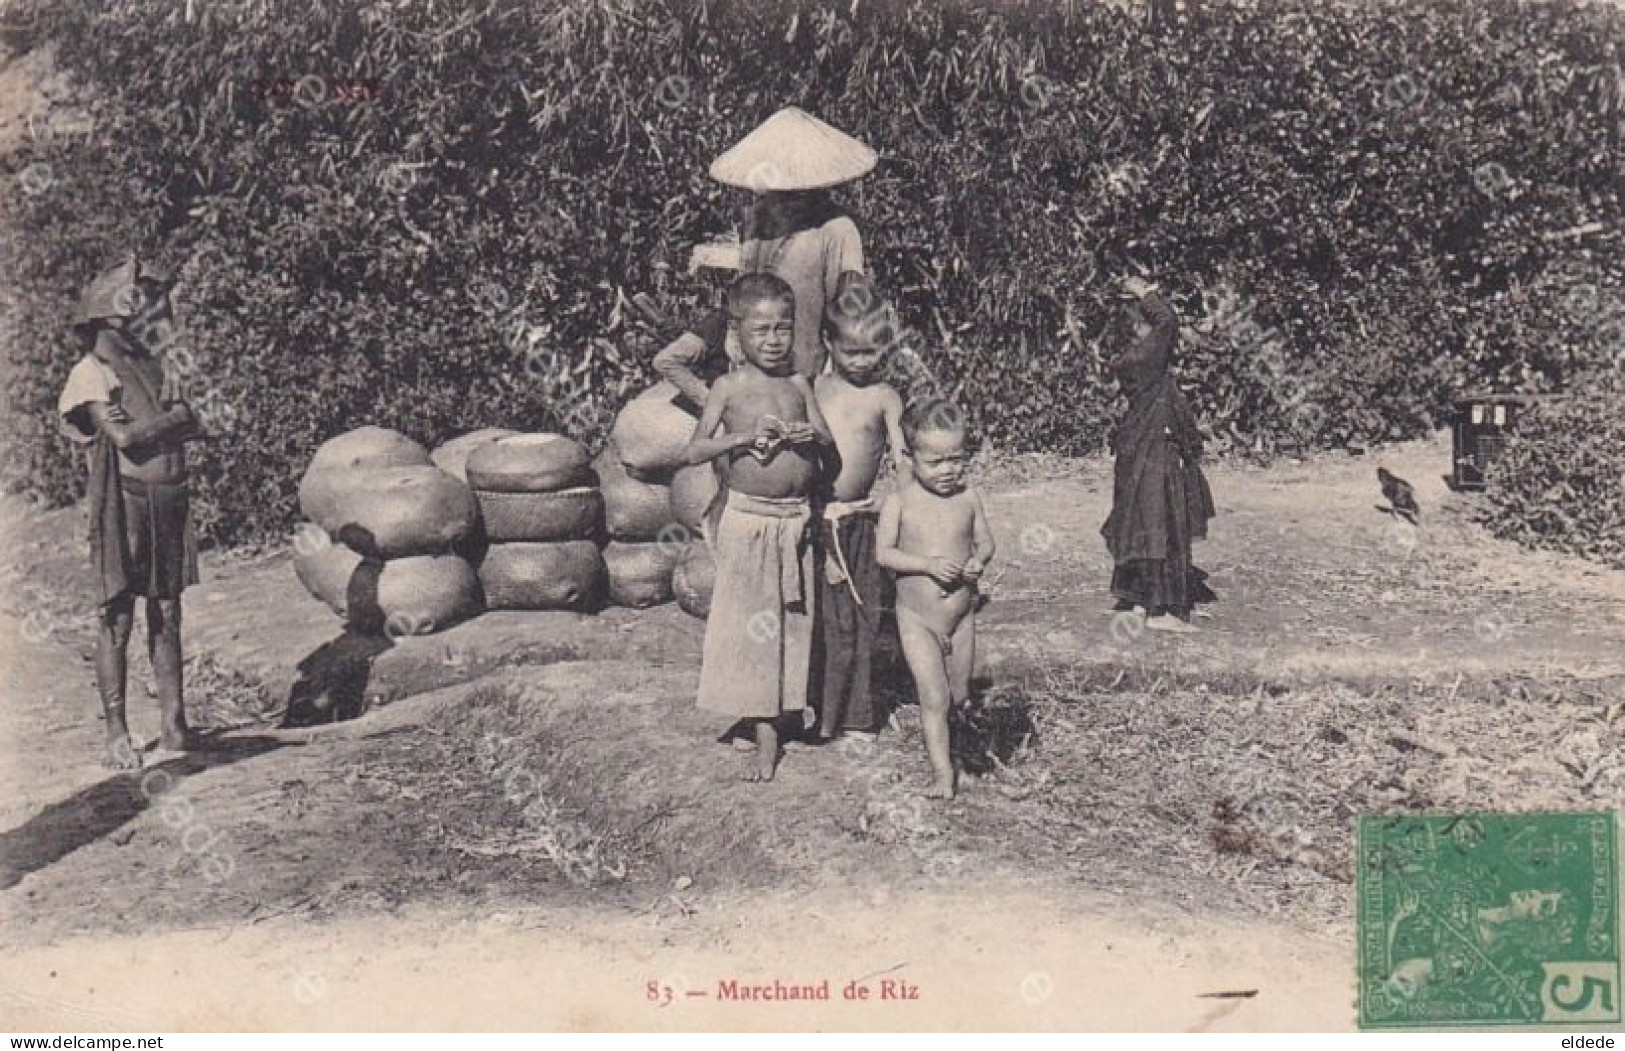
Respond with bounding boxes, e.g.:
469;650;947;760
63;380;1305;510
721;373;817;499
893;482;979;632
815;374;893;502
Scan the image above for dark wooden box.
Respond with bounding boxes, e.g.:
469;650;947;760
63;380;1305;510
1450;392;1566;491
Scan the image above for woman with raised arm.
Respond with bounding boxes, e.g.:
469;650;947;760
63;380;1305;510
1101;275;1217;632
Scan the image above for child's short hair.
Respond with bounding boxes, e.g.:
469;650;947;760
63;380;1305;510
901;397;968;446
824;270;885;343
728;272;795;319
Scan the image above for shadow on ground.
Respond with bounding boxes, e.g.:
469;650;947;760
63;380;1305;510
0;734;284;890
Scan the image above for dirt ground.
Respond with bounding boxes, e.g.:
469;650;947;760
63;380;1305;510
5;32;1623;1032
2;433;1622;1031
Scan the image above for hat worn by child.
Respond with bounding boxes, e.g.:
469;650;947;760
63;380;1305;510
71;255;174;329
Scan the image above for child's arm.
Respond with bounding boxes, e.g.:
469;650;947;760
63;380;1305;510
1111;287;1176;381
783;375;835;447
681;376;752;465
1112;288;1177;376
652;330;715;410
961;489;997;582
881;385;908;477
85;400;195;453
875;494;963;587
158;368;205;443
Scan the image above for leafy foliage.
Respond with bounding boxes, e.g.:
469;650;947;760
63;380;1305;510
1478;368;1625;568
2;0;1622;545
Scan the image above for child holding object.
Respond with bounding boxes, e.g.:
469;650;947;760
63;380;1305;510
56;256;203;768
1100;275;1216;632
683;273;834;782
811;273;907;741
876;399;994;799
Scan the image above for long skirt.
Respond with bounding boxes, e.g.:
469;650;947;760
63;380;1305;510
811;507;885;736
695;491;815;719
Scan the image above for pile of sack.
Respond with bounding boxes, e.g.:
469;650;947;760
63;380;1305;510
463;431;608;611
598;380;720;613
293;427;483;635
290;381;725;632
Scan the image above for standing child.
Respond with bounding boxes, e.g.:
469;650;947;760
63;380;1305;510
1100;275;1215;632
876;399;994;799
811;275;906;741
683;273;834;782
56;257;202;768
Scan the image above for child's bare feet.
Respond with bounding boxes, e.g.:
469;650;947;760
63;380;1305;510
740;720;779;782
741;747;780;782
921;772;955;799
740;759;777;783
104;729;142;771
1145;614;1199;634
159;725;193;752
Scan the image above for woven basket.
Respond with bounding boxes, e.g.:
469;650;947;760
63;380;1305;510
475;486;604;543
431;428;520;483
466;433;594;492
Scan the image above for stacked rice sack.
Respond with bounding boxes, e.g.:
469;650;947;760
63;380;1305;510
464;433;606;611
293;426;483;635
671;537;717;620
292;382;726;629
429;427;518;483
596;380;698;609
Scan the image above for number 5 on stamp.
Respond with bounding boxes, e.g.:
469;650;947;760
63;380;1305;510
1543;962;1617;1023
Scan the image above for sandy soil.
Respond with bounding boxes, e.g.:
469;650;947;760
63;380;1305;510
0;890;1352;1032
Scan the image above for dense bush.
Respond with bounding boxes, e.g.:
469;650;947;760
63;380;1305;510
1;0;1622;546
1478;368;1625;568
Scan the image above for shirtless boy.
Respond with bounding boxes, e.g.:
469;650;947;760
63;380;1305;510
683;273;834;782
811;275;906;740
57;257;203;768
875;399;995;798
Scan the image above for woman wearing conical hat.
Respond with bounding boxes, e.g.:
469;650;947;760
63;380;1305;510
655;107;875;396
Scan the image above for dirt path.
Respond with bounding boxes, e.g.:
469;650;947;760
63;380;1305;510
2;433;1621;1031
0;889;1352;1031
981;434;1625;684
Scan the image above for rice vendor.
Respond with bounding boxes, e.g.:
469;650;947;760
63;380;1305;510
57;256;203;767
1100;274;1217;633
655;105;875;395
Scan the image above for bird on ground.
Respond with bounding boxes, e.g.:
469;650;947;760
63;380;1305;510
1377;467;1421;523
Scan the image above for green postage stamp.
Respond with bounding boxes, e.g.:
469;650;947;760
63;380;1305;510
1358;811;1622;1029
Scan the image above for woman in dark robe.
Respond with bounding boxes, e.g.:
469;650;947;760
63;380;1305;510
1100;277;1216;632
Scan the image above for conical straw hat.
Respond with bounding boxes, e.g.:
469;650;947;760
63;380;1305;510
708;106;877;192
